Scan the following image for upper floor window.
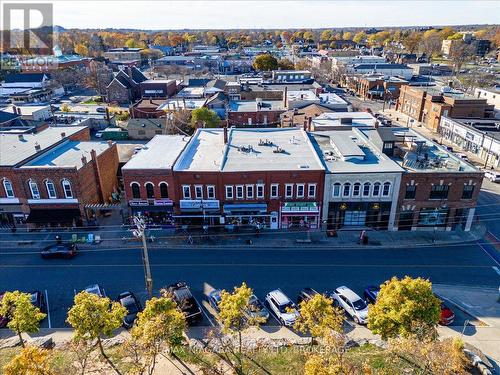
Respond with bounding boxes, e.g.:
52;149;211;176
131;182;141;199
352;183;361;197
29;180;40;199
362;182;371;197
256;184;264;199
372;182;381;197
270;184;279;198
45;180;57;199
296;184;305;198
236;185;244;199
225;185;234;200
285;184;293;198
343;183;351;197
405;185;416;200
308;183;316;198
3;179;14;198
159;182;169;198
246;185;254;199
62;179;73;198
207;185;216;199
194;185;203;199
429;184;449;200
145;183;155;199
182;185;191;199
462;185;474;200
333;183;341;197
382;182;391;197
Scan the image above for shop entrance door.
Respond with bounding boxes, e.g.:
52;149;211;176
344;211;366;226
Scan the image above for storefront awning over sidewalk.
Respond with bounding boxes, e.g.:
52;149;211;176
26;208;81;224
84;203;122;210
223;204;268;214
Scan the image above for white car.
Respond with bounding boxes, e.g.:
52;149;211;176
484;170;500;183
454;153;469;161
95;131;103;138
83;284;105;297
331;286;368;325
265;289;300;327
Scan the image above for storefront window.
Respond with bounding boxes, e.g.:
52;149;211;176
131;182;141;199
145;183;155;199
159;183;169;198
418;208;448;226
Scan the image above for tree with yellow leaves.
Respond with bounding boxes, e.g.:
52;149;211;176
3;346;54;375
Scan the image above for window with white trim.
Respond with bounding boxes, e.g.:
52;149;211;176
352;183;361;197
285;184;293;198
145;182;155;199
62;179;73;198
131;182;140;199
45;180;57;199
182;185;191;199
270;184;279;198
207;185;216;199
194;185;203;199
372;182;381;197
3;179;14;198
382;182;391;196
308;183;316;198
256;184;264;198
29;180;40;199
236;185;244;199
225;185;234;199
246;184;254;199
296;184;305;198
332;183;341;197
362;182;371;197
343;183;351;197
159;182;169;198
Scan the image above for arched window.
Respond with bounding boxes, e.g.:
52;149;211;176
382;182;391;196
159;182;169;198
343;183;351;197
29;179;40;199
145;183;155;199
352;182;361;197
372;182;381;197
3;179;14;198
61;179;73;198
131;182;141;199
45;180;57;199
362;182;371;197
332;183;341;197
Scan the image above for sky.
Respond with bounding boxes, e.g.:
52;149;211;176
7;0;500;30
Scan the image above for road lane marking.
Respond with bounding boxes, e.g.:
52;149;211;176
492;266;500;276
477;241;500;268
44;290;51;329
488;231;500;243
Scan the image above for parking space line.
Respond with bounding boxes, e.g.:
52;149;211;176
477;240;500;268
493;266;500;276
194;296;215;327
44;289;51;329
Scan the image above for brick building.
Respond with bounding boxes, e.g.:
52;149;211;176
228;99;286;126
106;67;148;104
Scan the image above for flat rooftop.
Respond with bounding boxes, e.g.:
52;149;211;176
122;135;190;170
229;100;285;112
318;93;348;106
310;130;403;173
0;126;86;166
312;112;377;129
157;98;206;110
222;127;324;172
21;140;111;170
287;90;318;101
174;129;226;172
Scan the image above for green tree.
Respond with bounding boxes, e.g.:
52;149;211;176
252;54;278;71
294;294;344;345
368;276;441;340
67;292;127;375
191;107;221;128
0;291;46;348
447;32;464;40
129;297;186;375
3;346;54;375
352;31;366;44
277;58;295;70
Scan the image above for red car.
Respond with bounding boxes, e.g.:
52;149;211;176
439;302;455;325
0;292;8;328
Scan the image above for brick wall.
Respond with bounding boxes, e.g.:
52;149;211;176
228;110;284;126
93;142;119;204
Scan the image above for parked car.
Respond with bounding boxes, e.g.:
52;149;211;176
208;289;222;312
297;287;320;305
454;152;469;161
484;170;500;183
95;131;103;138
245;294;270;323
331;286;369;325
83;284;105;297
265;289;299;326
95;107;106;113
434;296;455;325
41;243;77;259
446;146;454;152
363;285;380;304
166;282;202;325
117;291;142;329
0;292;8;328
30;291;47;314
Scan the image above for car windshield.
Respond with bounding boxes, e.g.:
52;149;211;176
352;299;367;311
123;298;139;313
278;302;295;314
248;297;263;312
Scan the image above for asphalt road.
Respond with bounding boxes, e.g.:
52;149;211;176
1;238;498;329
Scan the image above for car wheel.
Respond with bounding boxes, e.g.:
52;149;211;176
354;316;359;324
280;318;285;326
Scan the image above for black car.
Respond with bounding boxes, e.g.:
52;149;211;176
117;291;142;329
30;291;47;314
297;287;320;304
165;282;202;325
363;285;380;304
41;243;77;259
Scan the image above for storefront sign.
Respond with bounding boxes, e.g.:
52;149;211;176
129;200;149;206
465;132;475;141
153;199;173;206
180;200;220;210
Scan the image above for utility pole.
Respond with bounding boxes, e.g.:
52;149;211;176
132;216;153;298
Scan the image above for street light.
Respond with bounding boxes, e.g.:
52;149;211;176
132;216;153;298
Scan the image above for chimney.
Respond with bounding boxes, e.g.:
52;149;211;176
12;106;17;115
127;66;132;79
283;87;288;108
60;132;66;138
90;149;97;160
107;140;113;147
303;119;308;131
34;143;41;152
223;124;228;144
18;134;24;141
307;116;312;132
81;155;87;164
